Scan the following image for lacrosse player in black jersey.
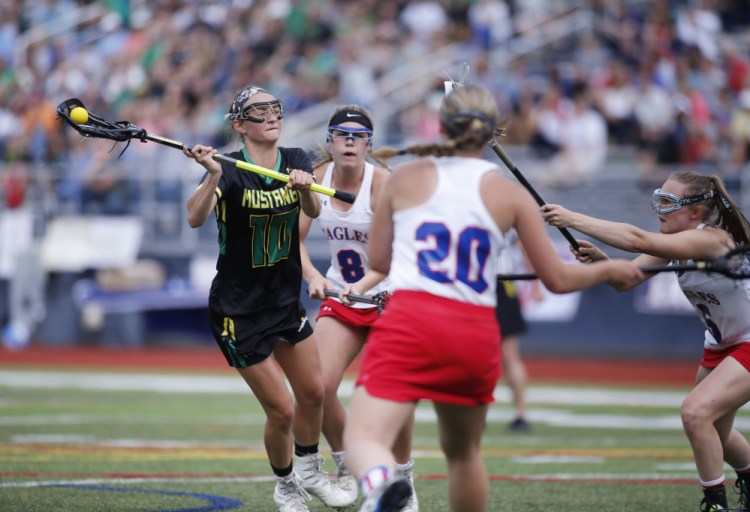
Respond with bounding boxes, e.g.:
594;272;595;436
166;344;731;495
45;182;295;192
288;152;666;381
185;85;355;512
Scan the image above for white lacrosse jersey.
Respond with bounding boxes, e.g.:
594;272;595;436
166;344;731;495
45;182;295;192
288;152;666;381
317;162;390;308
675;227;750;349
389;156;507;306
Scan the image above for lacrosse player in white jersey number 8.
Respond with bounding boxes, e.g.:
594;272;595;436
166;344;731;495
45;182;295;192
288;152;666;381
542;171;750;512
300;104;419;511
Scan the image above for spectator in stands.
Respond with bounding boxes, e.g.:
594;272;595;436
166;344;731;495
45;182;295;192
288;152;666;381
730;88;750;167
722;38;750;96
398;0;449;46
633;66;676;175
529;83;566;158
57;139;133;215
675;0;722;62
467;0;513;50
540;81;608;187
593;59;639;145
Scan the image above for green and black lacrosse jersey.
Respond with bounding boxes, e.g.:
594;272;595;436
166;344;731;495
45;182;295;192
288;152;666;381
202;147;313;317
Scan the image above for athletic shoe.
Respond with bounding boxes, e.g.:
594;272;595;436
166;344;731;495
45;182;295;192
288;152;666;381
699;500;727;511
331;452;359;504
508;418;532;433
274;475;311;512
358;476;413;512
702;484;729;511
735;475;750;510
294;453;357;509
395;460;419;512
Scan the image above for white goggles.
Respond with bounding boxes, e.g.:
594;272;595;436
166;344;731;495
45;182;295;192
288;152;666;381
651;188;714;214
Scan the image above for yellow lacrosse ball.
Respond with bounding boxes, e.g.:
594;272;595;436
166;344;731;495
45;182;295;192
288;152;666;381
70;106;89;124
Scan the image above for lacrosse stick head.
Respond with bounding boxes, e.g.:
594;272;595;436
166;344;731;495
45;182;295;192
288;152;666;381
56;98;147;143
713;245;750;279
373;291;391;314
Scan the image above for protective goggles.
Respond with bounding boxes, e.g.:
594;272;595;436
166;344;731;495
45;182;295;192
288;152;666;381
237;100;284;123
327;125;373;144
651;188;714;214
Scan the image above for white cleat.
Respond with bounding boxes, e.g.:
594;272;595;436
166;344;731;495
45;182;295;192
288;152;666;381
358;477;412;512
274;475;311;512
295;453;357;509
396;461;419;512
332;452;360;505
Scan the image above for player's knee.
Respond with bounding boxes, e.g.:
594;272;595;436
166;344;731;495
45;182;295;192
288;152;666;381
680;399;709;434
267;401;295;432
294;380;325;409
440;436;481;461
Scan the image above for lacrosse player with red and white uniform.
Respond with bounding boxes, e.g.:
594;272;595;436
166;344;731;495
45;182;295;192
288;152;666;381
542;171;750;512
299;105;418;511
342;83;643;512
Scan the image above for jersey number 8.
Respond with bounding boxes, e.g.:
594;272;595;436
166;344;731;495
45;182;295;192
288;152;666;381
337;250;366;283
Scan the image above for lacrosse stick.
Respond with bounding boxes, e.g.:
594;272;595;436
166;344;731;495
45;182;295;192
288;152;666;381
56;98;355;204
322;289;391;313
488;134;580;250
639;246;750;278
496;246;750;280
497;272;539;281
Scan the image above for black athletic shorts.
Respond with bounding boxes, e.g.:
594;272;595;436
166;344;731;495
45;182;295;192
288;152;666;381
495;280;527;339
208;300;314;368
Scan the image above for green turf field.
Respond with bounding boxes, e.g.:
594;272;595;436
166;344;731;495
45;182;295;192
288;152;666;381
1;367;746;511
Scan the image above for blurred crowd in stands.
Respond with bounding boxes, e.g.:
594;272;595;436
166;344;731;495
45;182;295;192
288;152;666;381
2;0;750;349
1;0;750;212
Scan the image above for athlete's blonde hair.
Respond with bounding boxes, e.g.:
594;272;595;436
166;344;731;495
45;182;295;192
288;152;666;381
372;84;500;160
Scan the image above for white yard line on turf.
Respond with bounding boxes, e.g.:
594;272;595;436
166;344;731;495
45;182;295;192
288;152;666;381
0;472;699;489
0;369;689;407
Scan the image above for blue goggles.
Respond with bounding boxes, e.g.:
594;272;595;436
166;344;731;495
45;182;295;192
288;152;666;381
327;125;373;144
651;188;714;214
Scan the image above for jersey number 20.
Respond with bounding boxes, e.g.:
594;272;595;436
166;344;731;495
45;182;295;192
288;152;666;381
416;222;491;293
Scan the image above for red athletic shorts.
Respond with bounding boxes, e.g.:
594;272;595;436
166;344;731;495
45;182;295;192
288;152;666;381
356;290;502;406
701;342;750;371
316;298;380;328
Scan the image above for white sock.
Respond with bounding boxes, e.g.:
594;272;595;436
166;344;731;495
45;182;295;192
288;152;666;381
331;451;345;467
395;459;414;478
700;475;726;488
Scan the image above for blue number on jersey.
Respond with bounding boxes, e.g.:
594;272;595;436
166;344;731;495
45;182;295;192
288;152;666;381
695;303;722;342
337;249;366;283
415;222;491;292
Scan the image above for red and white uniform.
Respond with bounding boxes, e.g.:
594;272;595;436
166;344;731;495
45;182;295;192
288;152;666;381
317;162;390;307
358;156;507;406
677;226;750;369
680;260;750;350
388;156;508;305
